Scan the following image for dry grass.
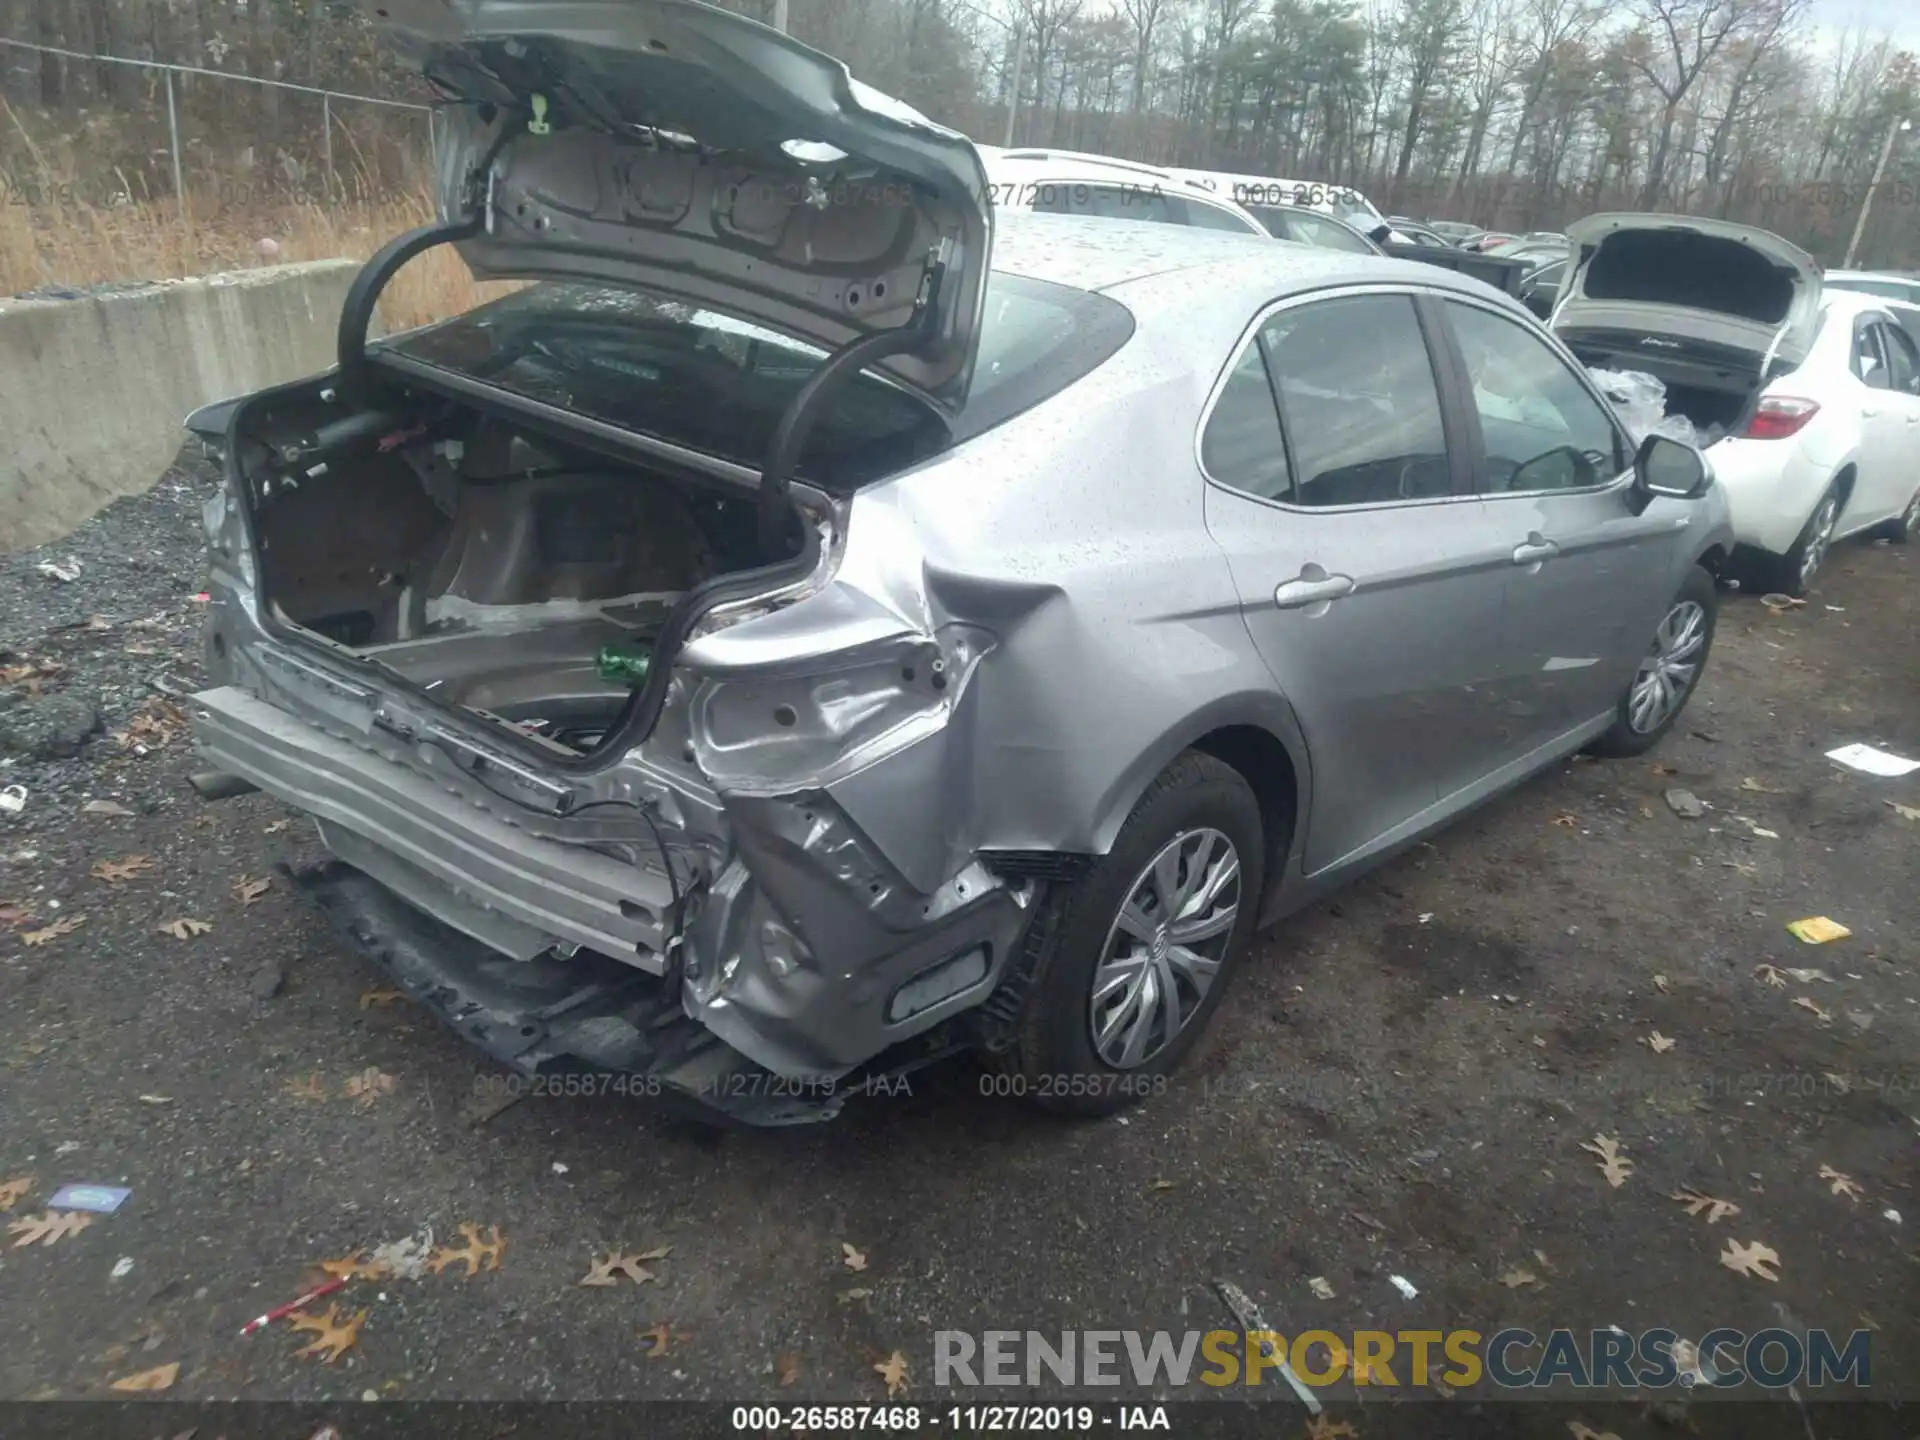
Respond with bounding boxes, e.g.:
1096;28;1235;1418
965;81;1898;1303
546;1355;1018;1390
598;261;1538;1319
1;179;504;331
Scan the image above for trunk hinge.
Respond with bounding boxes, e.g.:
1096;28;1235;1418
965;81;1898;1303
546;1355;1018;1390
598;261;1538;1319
753;244;951;557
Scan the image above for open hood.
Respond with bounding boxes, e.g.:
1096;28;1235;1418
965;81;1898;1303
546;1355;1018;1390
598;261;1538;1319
1555;213;1821;368
366;0;992;417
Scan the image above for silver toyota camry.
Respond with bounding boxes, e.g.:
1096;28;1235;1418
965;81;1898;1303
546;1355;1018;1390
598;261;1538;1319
185;0;1734;1123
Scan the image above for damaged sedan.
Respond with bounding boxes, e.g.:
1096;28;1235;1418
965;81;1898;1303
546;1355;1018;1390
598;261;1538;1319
186;0;1734;1124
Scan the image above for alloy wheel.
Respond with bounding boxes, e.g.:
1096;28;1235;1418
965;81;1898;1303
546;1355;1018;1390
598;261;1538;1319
1628;600;1707;735
1800;494;1840;588
1088;828;1241;1069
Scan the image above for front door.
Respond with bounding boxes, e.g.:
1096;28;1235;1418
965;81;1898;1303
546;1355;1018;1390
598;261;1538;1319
1435;296;1684;745
1198;289;1512;875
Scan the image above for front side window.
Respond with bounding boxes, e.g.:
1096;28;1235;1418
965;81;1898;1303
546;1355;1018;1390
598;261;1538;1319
1444;300;1627;493
1256;294;1453;507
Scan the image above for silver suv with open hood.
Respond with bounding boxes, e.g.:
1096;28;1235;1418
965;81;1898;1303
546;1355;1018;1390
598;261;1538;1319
186;1;1731;1125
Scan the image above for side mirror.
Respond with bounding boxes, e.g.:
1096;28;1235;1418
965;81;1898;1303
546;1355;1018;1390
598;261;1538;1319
1634;433;1709;500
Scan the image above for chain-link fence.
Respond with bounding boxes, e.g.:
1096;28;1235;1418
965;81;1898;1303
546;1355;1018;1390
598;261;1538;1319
0;37;434;209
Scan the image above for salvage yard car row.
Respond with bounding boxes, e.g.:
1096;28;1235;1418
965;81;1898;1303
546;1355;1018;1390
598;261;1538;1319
178;0;1911;1128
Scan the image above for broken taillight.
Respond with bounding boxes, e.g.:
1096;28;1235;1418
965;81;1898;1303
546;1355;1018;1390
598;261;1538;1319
1743;396;1820;440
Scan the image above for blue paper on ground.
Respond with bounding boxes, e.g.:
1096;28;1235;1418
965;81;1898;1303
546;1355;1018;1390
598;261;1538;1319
47;1184;131;1213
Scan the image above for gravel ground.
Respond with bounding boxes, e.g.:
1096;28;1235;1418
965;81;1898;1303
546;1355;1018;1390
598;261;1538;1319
1;465;1916;1435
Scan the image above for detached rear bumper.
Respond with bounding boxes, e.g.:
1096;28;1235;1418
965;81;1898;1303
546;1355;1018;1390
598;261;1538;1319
295;860;875;1125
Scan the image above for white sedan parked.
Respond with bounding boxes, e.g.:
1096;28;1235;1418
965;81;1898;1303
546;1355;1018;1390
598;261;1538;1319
1705;290;1920;593
1552;213;1920;596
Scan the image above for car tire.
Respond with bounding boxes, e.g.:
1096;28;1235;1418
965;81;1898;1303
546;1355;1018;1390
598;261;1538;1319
1588;564;1718;759
987;751;1265;1117
1878;485;1920;544
1762;480;1844;597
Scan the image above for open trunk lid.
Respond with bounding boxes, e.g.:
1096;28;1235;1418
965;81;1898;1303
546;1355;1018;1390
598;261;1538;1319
1555;213;1822;375
364;0;993;417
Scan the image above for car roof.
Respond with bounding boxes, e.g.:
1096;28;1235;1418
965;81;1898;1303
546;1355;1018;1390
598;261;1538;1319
1818;289;1900;319
989;210;1516;306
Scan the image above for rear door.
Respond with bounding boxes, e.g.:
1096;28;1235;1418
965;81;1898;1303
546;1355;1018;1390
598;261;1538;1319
1432;294;1683;747
1853;317;1920;525
1198;287;1513;875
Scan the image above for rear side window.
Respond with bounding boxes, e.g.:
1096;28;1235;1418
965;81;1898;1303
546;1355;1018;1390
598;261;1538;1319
1204;294;1452;507
1284;211;1376;254
1853;320;1890;388
1882;322;1920;393
1030;182;1182;227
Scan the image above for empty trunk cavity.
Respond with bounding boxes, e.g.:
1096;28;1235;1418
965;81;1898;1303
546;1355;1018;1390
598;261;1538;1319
232;381;807;758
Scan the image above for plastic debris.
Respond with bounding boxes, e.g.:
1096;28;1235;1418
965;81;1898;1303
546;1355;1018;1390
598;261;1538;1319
1390;1274;1419;1299
1587;367;1724;448
368;1225;436;1281
1826;743;1920;777
1786;917;1850;945
111;1256;134;1279
46;1184;131;1214
1308;1276;1335;1299
81;799;135;817
238;1277;348;1338
1760;593;1805;614
1885;1209;1902;1225
1664;788;1706;819
35;558;81;583
1214;1279;1320;1414
0;786;25;816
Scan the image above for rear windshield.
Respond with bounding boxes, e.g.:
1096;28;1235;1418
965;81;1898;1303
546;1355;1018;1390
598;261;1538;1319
380;273;1133;487
1828;276;1917;302
1585;231;1796;324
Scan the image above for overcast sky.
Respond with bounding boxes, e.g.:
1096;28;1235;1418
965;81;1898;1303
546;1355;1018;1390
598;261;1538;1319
1807;0;1920;53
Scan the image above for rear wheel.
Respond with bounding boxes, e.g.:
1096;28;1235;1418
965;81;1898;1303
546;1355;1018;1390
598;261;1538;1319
988;751;1264;1117
1761;481;1843;597
1589;564;1717;758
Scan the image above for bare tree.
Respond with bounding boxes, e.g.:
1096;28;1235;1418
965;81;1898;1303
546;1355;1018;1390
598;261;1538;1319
1629;0;1755;207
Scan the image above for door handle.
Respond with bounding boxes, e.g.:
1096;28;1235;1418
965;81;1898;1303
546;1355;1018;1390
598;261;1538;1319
1511;536;1561;565
1273;566;1355;609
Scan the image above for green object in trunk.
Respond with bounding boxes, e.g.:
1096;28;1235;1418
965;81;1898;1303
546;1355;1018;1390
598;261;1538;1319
595;642;653;688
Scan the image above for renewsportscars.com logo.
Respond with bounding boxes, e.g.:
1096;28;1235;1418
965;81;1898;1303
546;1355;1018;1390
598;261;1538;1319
934;1328;1872;1391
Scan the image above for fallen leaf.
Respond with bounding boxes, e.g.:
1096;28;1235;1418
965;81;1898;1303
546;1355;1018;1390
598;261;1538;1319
427;1223;505;1276
1149;1179;1176;1191
1500;1267;1539;1289
157;918;212;940
1819;1165;1864;1202
0;1177;33;1210
8;1210;93;1246
1719;1238;1781;1282
108;1361;179;1392
136;1094;171;1106
264;820;291;834
1643;1030;1676;1054
841;1242;868;1272
839;1288;873;1305
1793;996;1833;1022
638;1321;688;1356
90;856;153;883
81;800;134;818
1305;1420;1359;1440
873;1350;909;1397
1308;1275;1335;1299
1740;777;1786;794
1651;973;1669;993
317;1251;392;1282
1567;1424;1621;1440
1824;1072;1852;1095
775;1351;801;1386
357;989;405;1009
1754;964;1787;988
1886;800;1920;822
232;876;271;906
1783;967;1834;984
21;916;86;947
287;1303;367;1363
1581;1135;1634;1188
1648;762;1678;777
1551;813;1577;827
284;1073;327;1101
1671;1187;1740;1223
1640;804;1655;818
579;1251;659;1286
343;1068;395;1106
631;1245;672;1262
112;698;188;751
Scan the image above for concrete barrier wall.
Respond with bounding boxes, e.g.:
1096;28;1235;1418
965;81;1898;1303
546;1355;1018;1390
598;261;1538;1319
0;259;358;554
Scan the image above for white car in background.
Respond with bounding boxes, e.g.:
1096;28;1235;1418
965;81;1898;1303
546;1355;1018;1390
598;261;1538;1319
1166;167;1406;242
981;149;1267;235
1553;213;1920;595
